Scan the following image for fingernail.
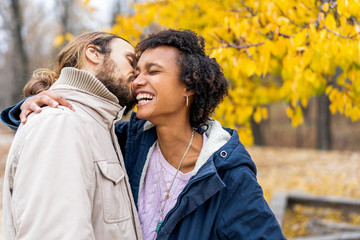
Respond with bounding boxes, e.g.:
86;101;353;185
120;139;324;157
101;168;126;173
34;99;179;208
52;102;58;107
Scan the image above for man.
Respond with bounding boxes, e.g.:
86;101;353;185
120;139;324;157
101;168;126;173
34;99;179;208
2;32;142;239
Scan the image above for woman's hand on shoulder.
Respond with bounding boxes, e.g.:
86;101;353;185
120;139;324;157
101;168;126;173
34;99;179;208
20;91;75;124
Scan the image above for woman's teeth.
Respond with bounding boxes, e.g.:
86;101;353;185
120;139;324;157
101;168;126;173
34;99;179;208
136;93;154;104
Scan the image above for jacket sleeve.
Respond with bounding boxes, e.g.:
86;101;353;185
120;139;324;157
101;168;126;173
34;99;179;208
0;98;26;131
217;169;286;240
10;109;95;240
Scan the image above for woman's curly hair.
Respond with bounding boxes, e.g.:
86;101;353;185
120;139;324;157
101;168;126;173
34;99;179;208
136;29;229;128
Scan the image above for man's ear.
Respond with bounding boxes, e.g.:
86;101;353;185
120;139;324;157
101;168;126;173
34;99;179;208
85;45;103;65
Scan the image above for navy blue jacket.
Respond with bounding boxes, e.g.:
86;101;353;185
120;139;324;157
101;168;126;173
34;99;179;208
1;103;286;240
116;113;285;240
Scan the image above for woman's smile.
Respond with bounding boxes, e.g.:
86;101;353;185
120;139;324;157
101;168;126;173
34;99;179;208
136;92;155;105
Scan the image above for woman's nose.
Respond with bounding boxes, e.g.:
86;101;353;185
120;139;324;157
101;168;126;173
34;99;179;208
131;74;146;90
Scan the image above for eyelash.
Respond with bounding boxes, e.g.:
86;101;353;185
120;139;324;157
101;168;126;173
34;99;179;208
128;58;136;68
148;70;159;75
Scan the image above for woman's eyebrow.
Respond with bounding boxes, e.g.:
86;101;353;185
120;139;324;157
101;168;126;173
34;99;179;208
145;63;163;70
136;62;164;72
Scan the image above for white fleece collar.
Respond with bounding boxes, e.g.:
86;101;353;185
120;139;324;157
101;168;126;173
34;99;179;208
192;120;231;175
143;121;155;131
141;119;231;176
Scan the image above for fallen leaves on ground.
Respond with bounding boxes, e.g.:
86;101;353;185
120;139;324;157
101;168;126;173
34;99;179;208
247;146;360;238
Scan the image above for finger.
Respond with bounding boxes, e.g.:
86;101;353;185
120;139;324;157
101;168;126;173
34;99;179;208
53;95;75;111
20;109;32;124
38;95;59;108
45;93;75;111
29;102;43;113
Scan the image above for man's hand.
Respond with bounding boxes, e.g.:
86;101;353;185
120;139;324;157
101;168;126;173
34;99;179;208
20;91;75;124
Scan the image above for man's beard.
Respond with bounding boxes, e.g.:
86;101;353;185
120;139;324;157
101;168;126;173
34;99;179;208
95;57;136;114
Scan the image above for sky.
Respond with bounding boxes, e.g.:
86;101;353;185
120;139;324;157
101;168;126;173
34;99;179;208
86;0;137;30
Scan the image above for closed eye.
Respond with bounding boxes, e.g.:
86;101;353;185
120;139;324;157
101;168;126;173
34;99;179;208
128;59;135;68
148;70;160;75
127;55;137;68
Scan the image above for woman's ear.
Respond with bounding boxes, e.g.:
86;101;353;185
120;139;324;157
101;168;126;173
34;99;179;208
183;88;195;97
85;45;102;65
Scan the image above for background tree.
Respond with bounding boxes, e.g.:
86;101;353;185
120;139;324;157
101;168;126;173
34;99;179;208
110;0;360;148
54;0;97;48
0;2;14;107
1;0;359;150
0;0;104;109
8;0;30;102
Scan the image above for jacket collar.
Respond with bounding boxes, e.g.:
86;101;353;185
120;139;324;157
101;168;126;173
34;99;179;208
52;67;119;103
142;119;231;176
192;120;231;175
49;67;125;129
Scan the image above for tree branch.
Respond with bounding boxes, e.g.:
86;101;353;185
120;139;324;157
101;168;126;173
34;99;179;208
322;25;356;39
315;0;336;28
211;33;263;60
279;33;293;38
219;40;265;50
240;0;256;16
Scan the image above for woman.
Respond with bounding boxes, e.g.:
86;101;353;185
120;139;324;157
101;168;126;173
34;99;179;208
2;29;286;239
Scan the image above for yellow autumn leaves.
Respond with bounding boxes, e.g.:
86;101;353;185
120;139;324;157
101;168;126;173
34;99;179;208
54;33;73;47
110;0;360;144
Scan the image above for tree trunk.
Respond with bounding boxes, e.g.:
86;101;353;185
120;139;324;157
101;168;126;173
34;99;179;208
111;0;122;26
316;93;331;150
10;0;30;102
251;118;264;145
295;106;310;148
56;0;70;38
295;125;304;148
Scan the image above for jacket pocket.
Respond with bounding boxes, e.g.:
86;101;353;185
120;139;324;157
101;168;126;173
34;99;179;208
96;161;131;223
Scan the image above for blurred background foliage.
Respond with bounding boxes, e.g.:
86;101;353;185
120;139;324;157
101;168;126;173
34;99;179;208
1;0;360;150
108;0;360;149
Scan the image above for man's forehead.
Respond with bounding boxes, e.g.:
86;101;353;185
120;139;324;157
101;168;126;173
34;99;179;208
123;49;136;56
112;38;135;52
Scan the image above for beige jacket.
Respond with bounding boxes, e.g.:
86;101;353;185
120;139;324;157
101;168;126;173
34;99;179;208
3;67;143;240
